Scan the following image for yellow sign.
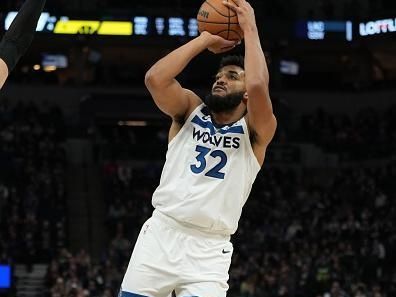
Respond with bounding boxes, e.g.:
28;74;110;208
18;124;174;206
98;21;133;35
54;20;101;34
53;20;133;35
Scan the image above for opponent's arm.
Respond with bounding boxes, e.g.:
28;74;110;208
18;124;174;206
224;0;277;148
145;32;237;120
0;0;46;89
0;60;8;88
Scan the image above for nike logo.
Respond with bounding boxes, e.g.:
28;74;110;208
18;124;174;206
222;249;231;254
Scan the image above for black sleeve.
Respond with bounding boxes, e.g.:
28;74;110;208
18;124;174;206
0;0;46;73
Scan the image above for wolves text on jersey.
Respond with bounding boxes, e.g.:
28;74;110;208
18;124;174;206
192;127;241;149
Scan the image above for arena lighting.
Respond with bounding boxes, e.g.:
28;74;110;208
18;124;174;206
280;60;299;75
43;65;57;72
42;54;68;69
359;18;396;36
118;121;148;127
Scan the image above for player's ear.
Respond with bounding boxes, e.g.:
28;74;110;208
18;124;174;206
242;92;248;104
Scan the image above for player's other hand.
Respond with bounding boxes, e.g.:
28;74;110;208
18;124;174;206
200;31;239;54
222;0;257;33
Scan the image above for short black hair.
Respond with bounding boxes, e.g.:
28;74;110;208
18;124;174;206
219;55;244;70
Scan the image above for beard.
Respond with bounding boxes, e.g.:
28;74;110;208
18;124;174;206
204;91;245;113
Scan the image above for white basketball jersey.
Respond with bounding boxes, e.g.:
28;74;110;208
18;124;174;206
152;104;261;235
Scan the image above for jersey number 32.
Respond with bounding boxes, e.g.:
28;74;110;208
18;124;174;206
190;145;227;180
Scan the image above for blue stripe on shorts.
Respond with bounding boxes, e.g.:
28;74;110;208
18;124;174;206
119;291;149;297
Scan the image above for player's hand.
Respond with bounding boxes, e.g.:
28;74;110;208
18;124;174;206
200;31;239;54
222;0;257;33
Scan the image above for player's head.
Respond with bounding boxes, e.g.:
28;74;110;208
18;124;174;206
205;55;247;113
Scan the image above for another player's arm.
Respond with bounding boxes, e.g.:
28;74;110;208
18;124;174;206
224;0;277;165
145;32;237;120
0;0;46;89
0;60;8;89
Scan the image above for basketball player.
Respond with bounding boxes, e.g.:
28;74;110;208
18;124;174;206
120;0;276;296
0;0;46;89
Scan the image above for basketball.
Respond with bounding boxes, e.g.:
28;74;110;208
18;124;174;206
197;0;243;41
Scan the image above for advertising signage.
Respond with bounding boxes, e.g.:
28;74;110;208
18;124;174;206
295;20;353;41
4;12;396;41
359;18;396;37
4;12;199;38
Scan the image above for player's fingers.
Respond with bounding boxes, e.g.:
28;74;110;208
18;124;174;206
216;35;238;46
219;45;236;53
222;41;238;49
223;39;240;48
222;1;241;12
222;1;236;9
230;0;249;7
230;0;241;5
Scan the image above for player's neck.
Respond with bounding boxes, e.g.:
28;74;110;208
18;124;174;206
211;106;246;125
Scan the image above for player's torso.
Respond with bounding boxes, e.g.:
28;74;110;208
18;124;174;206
152;104;261;235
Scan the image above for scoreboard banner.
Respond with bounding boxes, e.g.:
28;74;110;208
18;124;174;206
295;18;396;41
4;12;396;41
295;20;353;41
4;12;199;37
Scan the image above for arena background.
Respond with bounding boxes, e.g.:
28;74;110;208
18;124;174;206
0;0;396;296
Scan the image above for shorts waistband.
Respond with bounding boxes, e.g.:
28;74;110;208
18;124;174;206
152;209;231;241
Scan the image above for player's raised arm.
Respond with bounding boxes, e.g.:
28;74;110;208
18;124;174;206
0;0;46;89
145;32;237;120
223;0;277;147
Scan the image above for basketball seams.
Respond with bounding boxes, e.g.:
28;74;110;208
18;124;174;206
226;0;230;40
216;29;242;40
197;0;242;41
228;29;243;40
204;0;237;18
196;19;239;25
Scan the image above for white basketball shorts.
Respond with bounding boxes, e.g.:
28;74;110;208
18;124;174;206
119;210;234;297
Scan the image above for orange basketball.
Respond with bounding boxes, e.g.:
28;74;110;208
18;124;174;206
197;0;244;41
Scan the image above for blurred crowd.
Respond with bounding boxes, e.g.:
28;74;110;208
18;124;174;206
44;163;159;297
91;124;168;161
0;100;67;269
45;248;116;297
298;106;396;160
229;164;396;297
90;103;396;163
48;160;395;297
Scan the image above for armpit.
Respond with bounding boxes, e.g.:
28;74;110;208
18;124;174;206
249;128;259;146
173;115;185;125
